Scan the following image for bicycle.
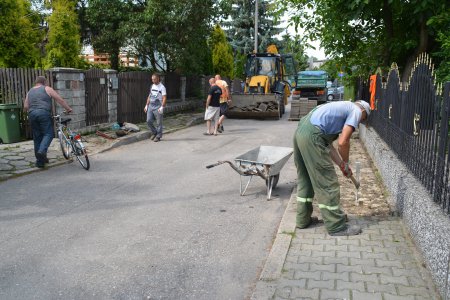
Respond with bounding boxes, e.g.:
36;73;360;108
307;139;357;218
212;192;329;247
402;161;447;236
54;114;90;170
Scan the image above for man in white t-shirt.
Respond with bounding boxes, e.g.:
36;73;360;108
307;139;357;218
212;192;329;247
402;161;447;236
144;73;167;142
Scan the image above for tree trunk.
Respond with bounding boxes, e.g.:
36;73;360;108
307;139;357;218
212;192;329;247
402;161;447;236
401;14;429;82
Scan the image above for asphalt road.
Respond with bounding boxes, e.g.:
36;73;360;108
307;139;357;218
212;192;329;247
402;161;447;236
0;111;298;300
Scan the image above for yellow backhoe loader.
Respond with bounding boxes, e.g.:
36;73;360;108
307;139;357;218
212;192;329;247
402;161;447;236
227;45;297;119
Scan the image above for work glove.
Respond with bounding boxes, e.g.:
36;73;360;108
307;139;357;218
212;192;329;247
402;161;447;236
339;161;353;178
158;106;164;114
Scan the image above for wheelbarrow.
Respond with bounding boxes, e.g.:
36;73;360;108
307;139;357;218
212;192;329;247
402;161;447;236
206;146;293;200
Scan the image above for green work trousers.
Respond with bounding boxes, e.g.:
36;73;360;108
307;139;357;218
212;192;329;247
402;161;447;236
293;113;346;233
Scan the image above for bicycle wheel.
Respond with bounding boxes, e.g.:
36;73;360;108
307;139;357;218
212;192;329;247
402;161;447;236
74;140;90;170
59;131;71;159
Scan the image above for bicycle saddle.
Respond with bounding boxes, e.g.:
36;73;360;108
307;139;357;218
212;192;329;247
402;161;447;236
61;118;71;125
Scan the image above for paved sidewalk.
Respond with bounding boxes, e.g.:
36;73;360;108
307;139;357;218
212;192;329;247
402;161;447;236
252;137;441;300
0;112;203;181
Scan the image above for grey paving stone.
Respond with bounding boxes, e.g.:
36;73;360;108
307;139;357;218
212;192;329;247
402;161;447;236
360;239;387;247
337;239;360;246
337;251;361;259
311;251;335;258
322;272;349;281
0;158;8;164
307;279;334;289
9;160;31;167
298;255;323;264
362;265;393;275
366;282;397;294
323;257;349;265
407;275;429;288
361;252;387;260
375;259;404;268
301;243;324;251
289;249;312;256
294;270;321;280
350;258;376;266
283;262;309;272
309;263;336;273
336;279;365;292
383;294;419;300
2;155;24;160
291;238;314;246
298;233;327;239
337;264;363;273
352;290;383;300
290;287;319;299
313;239;337;246
379;274;409;285
370;233;395;241
0;163;14;171
397;285;434;297
320;288;350;300
324;244;348;252
348;245;373;253
350;272;379;283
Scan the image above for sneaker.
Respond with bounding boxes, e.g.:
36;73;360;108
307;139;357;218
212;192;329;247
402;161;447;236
43;154;49;163
150;134;156;140
329;225;362;236
35;162;45;168
221;125;224;131
154;137;160;142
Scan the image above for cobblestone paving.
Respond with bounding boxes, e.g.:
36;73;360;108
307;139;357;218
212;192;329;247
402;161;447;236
266;136;441;300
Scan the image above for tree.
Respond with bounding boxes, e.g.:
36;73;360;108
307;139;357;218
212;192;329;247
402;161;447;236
210;25;234;78
86;0;130;70
0;0;41;67
279;33;308;71
128;0;216;74
45;0;82;68
277;0;449;82
223;0;283;54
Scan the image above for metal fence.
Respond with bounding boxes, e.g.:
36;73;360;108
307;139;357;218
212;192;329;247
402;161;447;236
365;54;450;215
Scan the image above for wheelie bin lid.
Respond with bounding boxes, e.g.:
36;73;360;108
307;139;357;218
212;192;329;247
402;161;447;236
0;103;19;109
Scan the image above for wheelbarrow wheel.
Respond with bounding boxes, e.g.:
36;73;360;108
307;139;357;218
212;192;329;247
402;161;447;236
265;174;280;189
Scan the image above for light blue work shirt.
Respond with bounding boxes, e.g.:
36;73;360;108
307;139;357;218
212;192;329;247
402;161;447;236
310;102;362;134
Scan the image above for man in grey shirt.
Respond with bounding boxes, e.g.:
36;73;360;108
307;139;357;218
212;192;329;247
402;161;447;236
24;76;72;168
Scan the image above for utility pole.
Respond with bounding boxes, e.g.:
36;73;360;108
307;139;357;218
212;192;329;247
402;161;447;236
254;0;258;53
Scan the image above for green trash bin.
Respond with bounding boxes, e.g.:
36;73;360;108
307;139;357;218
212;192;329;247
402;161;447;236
0;103;21;144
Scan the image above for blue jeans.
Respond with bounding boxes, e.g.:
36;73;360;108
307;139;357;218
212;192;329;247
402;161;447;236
29;109;54;163
147;109;163;138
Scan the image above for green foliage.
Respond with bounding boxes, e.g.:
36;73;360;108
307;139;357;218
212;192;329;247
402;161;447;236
128;0;216;74
86;0;130;70
428;8;450;83
45;0;82;68
280;33;308;71
277;0;450;82
0;0;41;67
234;52;247;80
210;25;234;78
223;0;283;54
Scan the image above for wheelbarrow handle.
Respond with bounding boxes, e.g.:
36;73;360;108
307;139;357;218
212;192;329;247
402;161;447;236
206;161;227;169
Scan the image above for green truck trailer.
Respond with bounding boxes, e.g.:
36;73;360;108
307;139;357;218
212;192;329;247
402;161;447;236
289;70;328;121
292;70;328;104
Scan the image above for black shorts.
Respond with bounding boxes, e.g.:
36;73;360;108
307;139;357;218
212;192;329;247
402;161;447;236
220;102;228;116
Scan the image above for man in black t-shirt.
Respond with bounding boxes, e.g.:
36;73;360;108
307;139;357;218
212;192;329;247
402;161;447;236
204;78;222;135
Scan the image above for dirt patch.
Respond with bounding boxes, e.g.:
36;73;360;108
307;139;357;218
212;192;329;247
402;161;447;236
311;136;392;218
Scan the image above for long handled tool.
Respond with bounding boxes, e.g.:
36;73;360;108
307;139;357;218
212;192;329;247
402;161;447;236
351;162;361;205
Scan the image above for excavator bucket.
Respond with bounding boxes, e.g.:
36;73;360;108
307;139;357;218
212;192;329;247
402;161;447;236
226;93;283;119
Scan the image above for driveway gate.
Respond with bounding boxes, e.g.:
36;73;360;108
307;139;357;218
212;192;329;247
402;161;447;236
85;68;108;126
117;71;151;124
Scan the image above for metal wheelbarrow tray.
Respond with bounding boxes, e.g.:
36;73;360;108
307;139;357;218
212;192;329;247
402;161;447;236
206;146;293;200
